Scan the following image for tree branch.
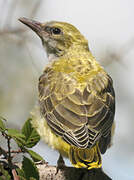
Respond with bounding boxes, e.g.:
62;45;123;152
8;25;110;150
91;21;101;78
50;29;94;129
36;163;112;180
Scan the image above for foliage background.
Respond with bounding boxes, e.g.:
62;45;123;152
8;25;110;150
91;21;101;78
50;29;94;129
0;0;134;179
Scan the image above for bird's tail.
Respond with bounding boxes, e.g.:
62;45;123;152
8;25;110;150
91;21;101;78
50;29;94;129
69;142;102;170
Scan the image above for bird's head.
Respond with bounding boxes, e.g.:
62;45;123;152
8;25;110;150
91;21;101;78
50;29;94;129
19;18;89;57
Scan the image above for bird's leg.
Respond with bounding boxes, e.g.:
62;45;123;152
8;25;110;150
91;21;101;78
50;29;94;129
57;153;65;167
56;153;65;175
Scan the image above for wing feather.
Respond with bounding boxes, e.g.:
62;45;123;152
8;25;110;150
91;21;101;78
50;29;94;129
39;70;115;152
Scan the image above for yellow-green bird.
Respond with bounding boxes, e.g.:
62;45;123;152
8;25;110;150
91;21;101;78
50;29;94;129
19;17;115;170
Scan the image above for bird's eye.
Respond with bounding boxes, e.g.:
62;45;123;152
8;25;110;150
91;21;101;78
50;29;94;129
51;27;61;35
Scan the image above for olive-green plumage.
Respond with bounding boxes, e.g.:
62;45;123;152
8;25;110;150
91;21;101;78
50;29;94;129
19;17;115;169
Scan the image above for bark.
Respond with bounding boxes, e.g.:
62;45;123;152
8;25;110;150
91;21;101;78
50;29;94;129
37;163;112;180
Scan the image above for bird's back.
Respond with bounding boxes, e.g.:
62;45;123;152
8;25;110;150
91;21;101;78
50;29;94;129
38;55;115;153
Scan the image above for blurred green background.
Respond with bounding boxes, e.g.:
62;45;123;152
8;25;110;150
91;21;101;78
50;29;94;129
0;0;134;179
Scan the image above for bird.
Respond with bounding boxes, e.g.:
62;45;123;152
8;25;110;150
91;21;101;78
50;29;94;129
19;17;115;170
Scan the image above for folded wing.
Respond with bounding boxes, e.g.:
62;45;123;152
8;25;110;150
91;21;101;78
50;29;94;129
39;68;115;153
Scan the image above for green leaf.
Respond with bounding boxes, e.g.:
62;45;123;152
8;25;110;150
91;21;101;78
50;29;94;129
27;150;44;162
21;119;40;148
19;177;27;180
16;168;26;180
22;156;39;180
7;129;26;147
16;168;25;177
0;117;6;131
29;178;36;180
0;164;11;180
7;129;24;137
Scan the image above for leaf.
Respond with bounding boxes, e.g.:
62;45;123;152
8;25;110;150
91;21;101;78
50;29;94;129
0;164;11;180
0;117;6;131
27;150;44;162
22;156;39;180
16;168;25;177
0;116;7;122
19;177;27;180
16;168;26;180
7;129;25;139
21;119;40;148
7;129;26;147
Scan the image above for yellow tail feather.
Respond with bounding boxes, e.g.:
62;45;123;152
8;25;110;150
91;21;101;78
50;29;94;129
69;143;102;170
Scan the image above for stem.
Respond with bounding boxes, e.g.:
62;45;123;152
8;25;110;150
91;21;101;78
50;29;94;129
12;169;20;180
7;137;12;168
10;149;22;154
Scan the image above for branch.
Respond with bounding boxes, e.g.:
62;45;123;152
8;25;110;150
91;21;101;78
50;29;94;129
101;38;134;67
0;28;26;35
30;0;42;18
36;163;112;180
0;0;42;37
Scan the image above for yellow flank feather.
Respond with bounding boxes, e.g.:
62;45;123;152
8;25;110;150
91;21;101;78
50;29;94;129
31;106;70;157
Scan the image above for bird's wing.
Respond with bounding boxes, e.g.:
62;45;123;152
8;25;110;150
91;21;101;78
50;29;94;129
39;68;115;151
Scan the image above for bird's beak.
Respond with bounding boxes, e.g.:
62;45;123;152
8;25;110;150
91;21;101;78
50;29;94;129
19;17;42;37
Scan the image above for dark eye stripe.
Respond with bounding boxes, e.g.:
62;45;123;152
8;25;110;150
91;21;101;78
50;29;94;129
44;26;51;32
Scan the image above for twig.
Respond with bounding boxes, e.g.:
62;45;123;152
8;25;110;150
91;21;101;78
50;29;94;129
0;0;42;37
7;137;12;169
36;164;112;180
0;28;26;35
12;169;20;180
30;0;42;18
9;150;22;154
4;0;18;27
101;38;134;67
